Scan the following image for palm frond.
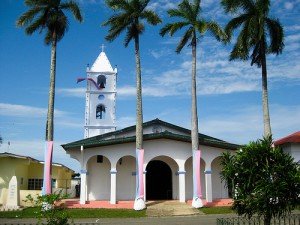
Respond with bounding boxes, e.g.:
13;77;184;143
140;10;161;26
229;30;249;61
16;6;42;27
224;13;250;40
221;0;255;13
167;8;186;19
206;21;225;41
176;27;193;53
60;0;83;23
105;0;129;11
265;18;284;55
160;21;189;37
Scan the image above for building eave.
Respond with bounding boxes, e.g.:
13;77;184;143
62;131;240;151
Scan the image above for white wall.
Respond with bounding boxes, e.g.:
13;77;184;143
116;156;136;200
291;143;300;163
87;156;111;200
71;138;235;202
185;157;206;200
211;157;228;199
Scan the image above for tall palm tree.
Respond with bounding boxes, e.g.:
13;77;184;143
103;0;161;210
17;0;83;194
221;0;284;137
160;0;224;208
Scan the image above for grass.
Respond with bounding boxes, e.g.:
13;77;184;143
199;206;235;214
0;207;146;218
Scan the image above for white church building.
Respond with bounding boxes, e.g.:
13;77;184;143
62;49;239;208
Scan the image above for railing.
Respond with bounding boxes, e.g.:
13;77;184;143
217;214;300;225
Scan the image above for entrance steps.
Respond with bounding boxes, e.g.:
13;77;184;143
146;200;202;217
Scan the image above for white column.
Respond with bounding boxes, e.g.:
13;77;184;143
80;169;87;204
178;171;186;202
205;170;212;203
143;171;146;201
110;168;117;204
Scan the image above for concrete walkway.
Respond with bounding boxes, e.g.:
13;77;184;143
146;200;202;217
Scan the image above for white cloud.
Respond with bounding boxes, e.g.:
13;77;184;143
200;104;300;144
0;103;67;118
284;2;294;10
147;0;180;12
57;88;85;97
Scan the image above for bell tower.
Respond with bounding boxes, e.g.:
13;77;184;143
84;47;117;138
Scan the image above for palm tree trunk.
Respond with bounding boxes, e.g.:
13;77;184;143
135;35;143;150
191;36;202;208
133;34;146;210
261;40;272;137
43;32;57;195
191;37;199;151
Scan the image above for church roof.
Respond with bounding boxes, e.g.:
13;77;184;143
90;51;114;73
62;118;240;150
274;131;300;145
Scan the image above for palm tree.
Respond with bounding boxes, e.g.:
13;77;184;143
17;0;83;194
221;0;284;137
103;0;161;210
160;0;224;208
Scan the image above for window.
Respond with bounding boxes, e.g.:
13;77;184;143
97;155;103;163
28;179;43;190
98;94;105;100
97;75;106;88
28;179;56;190
96;104;106;119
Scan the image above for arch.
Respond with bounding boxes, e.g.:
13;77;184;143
96;104;106;119
116;156;136;200
97;75;106;88
86;155;111;201
184;156;206;200
146;155;179;200
211;156;228;199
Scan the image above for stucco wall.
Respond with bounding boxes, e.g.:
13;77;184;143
116;156;136;200
80;138;230;201
87;155;111;200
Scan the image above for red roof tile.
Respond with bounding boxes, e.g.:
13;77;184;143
274;131;300;145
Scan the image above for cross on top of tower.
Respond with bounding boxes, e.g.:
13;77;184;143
101;44;106;52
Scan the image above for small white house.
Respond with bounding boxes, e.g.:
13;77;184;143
62;49;239;206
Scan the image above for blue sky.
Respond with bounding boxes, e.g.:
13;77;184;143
0;0;299;171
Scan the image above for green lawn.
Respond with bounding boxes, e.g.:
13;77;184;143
199;206;235;214
0;207;146;218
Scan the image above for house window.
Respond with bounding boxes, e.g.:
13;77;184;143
97;75;106;88
28;179;43;190
96;104;106;119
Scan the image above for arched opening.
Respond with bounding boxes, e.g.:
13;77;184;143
86;155;111;201
211;156;228;199
116;156;136;200
185;157;206;200
96;104;105;119
97;75;106;88
146;160;172;200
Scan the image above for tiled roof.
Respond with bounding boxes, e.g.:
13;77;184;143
62;118;240;150
274;131;300;145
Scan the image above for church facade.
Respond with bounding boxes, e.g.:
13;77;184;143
62;50;239;207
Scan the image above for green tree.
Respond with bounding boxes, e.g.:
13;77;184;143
17;0;83;194
103;0;161;210
221;136;300;225
160;0;224;208
221;0;284;137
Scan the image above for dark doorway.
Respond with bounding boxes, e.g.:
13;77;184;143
146;160;172;200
